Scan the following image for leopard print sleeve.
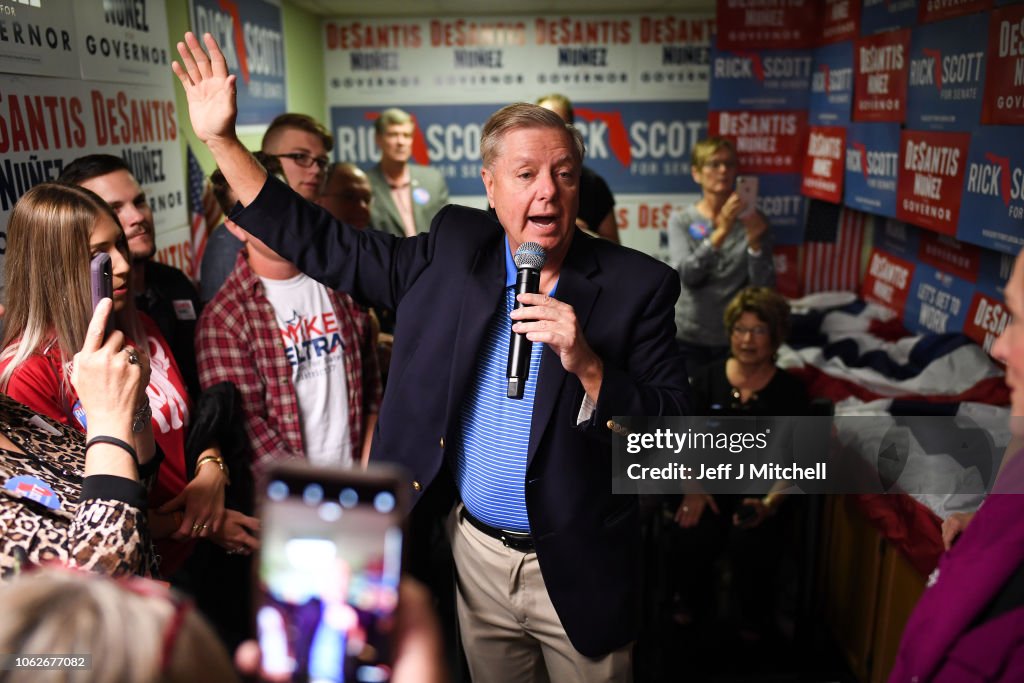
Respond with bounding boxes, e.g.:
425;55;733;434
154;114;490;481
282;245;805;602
67;498;147;577
0;396;156;580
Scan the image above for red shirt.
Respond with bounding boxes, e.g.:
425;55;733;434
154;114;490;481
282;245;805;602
0;312;194;575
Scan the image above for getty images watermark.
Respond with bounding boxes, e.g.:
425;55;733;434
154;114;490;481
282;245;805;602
612;415;1022;496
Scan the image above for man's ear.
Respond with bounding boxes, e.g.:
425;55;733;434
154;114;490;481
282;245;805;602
481;166;496;209
223;219;250;244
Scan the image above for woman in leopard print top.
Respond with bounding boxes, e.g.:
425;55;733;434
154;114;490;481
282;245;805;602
0;298;157;580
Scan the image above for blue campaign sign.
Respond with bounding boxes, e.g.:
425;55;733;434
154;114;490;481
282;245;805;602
906;15;988;131
873;216;920;260
809;42;854;125
956;126;1024;255
844;122;901;218
756;174;806;245
331;101;708;197
192;0;286;127
861;0;919;35
709;44;813;111
903;262;974;335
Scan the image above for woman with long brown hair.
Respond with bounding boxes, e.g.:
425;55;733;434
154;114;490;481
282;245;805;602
0;183;248;577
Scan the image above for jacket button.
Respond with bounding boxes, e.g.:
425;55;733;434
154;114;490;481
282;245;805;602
439;436;445;448
606;419;616;430
412;481;422;491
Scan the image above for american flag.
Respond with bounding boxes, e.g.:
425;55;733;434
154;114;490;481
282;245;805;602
186;146;219;281
801;201;870;294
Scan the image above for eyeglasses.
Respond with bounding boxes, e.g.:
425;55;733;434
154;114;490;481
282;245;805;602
703;160;738;170
273;152;330;171
731;324;770;338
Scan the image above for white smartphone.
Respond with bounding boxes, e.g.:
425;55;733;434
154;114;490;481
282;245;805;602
736;175;759;218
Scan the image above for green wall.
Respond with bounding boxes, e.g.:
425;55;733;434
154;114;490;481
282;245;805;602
166;1;326;176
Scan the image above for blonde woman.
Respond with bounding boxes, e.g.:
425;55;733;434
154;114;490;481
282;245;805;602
0;567;238;682
668;137;775;377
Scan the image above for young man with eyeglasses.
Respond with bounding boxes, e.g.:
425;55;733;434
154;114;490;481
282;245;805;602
667;137;775;378
199;113;333;301
366;108;449;237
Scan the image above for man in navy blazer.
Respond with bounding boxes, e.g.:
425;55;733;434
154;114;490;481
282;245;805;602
175;32;688;682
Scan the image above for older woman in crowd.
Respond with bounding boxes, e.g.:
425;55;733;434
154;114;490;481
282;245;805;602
670;286;809;639
669;137;774;377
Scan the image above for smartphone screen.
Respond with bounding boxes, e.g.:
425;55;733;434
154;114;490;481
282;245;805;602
89;253;114;340
257;464;405;683
736;175;759;218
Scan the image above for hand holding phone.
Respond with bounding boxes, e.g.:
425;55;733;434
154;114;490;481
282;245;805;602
735;175;759;219
90;253;115;341
257;463;407;683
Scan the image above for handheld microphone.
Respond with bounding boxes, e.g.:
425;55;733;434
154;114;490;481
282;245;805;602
507;242;547;399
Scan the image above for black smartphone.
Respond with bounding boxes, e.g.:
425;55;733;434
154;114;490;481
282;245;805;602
256;463;408;683
89;253;114;341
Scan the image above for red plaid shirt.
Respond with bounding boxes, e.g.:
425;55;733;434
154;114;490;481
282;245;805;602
196;253;381;472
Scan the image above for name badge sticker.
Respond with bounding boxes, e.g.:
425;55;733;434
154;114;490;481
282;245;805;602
172;300;197;321
4;475;62;510
412;187;431;206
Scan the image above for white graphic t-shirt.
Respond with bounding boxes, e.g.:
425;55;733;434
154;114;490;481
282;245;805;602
260;273;351;467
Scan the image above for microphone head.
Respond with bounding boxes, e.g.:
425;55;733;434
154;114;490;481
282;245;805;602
514;242;547;271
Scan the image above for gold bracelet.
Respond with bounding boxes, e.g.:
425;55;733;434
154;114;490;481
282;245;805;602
195;454;231;485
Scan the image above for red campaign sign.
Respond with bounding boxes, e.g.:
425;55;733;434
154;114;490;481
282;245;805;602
802;126;847;202
715;0;820;50
773;245;803;298
982;5;1024;125
819;0;861;45
916;231;981;283
862;248;915;313
963;291;1010;355
708;110;808;174
918;0;993;25
853;29;910;122
896;129;972;236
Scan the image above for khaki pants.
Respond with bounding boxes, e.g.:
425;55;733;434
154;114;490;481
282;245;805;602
447;505;633;683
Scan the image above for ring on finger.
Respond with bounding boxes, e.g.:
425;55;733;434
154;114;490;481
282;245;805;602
125;348;140;365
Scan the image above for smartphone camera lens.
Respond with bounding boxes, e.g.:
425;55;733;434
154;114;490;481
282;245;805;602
374;491;396;514
303;483;324;505
339;487;359;508
267;480;288;501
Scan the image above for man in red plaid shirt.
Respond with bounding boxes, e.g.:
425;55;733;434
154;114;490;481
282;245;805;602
196;154;381;474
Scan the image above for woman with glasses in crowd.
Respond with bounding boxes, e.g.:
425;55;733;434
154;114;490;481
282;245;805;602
668;137;775;377
669;287;809;640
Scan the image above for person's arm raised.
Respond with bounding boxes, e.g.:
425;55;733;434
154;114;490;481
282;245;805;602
172;32;267;206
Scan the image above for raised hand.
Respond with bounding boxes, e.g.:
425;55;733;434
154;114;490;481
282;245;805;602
172;32;238;145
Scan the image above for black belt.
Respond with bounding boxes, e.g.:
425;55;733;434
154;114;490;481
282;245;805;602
460;506;535;552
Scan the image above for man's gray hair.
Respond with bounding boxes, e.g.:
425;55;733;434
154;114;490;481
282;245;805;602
480;103;585;170
374;107;414;135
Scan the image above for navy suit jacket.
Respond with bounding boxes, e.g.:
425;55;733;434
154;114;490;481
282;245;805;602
233;176;689;656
